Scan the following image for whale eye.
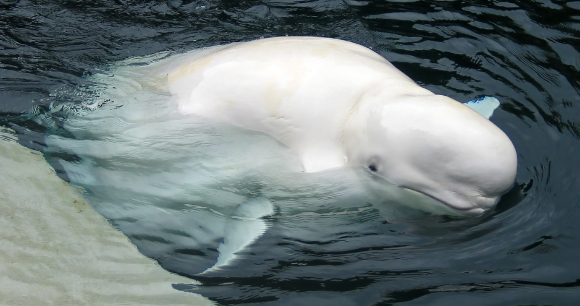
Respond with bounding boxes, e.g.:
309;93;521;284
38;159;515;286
367;156;380;173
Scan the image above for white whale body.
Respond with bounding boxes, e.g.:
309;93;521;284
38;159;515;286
167;36;517;216
46;37;517;274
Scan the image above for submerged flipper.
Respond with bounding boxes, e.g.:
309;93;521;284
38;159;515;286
202;197;274;274
464;96;500;119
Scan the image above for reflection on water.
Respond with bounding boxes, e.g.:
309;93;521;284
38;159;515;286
1;0;580;304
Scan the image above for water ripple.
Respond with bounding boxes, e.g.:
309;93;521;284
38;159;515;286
1;0;580;305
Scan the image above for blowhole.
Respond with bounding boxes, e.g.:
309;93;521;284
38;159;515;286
368;164;377;172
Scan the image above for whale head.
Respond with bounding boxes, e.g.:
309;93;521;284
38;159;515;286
344;93;517;215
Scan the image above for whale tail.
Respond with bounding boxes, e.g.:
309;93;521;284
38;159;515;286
201;197;274;274
464;96;501;119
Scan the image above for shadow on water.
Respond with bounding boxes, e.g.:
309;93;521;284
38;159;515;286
2;0;580;305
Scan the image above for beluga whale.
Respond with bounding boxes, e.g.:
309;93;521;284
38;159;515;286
167;36;517;216
48;36;518;274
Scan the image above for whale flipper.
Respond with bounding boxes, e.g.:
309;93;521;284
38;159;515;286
464;96;500;119
202;197;274;274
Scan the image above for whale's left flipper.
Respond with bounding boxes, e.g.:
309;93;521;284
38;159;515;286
464;96;500;119
202;197;274;274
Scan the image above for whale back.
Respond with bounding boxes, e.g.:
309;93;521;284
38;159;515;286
168;37;425;171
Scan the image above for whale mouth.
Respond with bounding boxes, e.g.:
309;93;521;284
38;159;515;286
401;187;492;216
438;201;487;216
363;169;494;216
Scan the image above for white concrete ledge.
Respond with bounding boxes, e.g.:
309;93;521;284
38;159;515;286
0;131;213;306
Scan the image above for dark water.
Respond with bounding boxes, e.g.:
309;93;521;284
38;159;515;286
2;0;580;305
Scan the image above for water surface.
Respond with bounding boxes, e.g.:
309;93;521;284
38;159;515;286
1;0;580;305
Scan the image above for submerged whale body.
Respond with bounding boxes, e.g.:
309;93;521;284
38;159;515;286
167;36;517;216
